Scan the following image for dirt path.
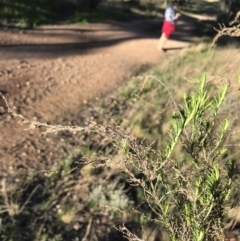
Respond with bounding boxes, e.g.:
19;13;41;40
0;14;204;174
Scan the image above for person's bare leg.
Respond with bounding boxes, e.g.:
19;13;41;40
157;33;167;51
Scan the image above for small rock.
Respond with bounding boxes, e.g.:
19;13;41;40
8;100;14;106
0;106;5;114
21;94;26;100
5;115;11;121
73;223;80;231
25;98;31;104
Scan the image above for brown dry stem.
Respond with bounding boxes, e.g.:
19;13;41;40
212;11;240;47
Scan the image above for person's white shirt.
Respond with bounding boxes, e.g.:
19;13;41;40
165;4;175;24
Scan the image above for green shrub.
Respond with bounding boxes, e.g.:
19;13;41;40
109;73;237;241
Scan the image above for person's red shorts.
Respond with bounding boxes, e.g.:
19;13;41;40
161;20;175;39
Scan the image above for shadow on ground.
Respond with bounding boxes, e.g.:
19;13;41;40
0;12;219;59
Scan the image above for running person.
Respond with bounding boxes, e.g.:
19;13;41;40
157;1;181;52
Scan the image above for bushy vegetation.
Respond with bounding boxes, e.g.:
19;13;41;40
1;40;240;240
219;0;240;22
0;0;239;27
0;0;78;27
113;74;234;241
0;3;240;239
0;154;134;241
0;0;157;27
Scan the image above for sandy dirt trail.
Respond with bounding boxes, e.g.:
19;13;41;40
0;14;203;173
